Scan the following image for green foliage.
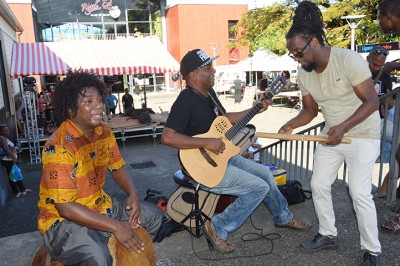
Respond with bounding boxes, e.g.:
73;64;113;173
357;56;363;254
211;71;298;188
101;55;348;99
230;0;398;55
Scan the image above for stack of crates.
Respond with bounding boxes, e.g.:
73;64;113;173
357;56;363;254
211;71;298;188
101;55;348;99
263;164;287;185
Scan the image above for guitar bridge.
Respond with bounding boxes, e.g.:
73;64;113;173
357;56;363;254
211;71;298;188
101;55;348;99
199;148;217;167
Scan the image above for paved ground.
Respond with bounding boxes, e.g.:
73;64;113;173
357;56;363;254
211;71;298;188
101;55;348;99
1;91;400;265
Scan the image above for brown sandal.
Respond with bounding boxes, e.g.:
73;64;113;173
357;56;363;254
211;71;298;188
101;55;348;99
275;216;311;230
381;216;400;233
202;221;235;253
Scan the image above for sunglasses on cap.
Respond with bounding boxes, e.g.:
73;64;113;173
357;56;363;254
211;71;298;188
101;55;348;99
371;49;389;56
289;38;313;59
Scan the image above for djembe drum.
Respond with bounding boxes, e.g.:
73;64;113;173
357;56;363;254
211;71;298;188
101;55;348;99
108;226;156;266
31;226;156;266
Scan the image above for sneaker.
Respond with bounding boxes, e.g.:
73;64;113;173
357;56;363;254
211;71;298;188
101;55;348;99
202;221;235;254
300;233;338;251
362;252;381;266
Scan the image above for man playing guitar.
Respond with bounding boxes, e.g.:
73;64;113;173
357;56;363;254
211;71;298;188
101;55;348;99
161;49;310;254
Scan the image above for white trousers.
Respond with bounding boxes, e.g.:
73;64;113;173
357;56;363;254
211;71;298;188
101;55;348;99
311;138;381;253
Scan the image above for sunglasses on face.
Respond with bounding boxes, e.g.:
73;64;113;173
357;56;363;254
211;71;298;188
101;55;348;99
289;38;313;59
371;49;389;56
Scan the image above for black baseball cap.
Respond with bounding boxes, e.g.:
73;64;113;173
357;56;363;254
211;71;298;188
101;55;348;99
180;49;220;77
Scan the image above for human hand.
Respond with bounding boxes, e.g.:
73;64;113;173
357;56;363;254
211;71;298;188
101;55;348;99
278;123;294;134
126;192;141;229
257;96;272;113
205;137;225;155
252;143;262;149
114;222;144;254
326;125;346;145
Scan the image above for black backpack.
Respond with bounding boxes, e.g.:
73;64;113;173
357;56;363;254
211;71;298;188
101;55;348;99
125;107;152;124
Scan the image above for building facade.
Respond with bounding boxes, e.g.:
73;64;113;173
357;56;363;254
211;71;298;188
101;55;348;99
7;0;250;86
0;0;23;137
165;0;249;67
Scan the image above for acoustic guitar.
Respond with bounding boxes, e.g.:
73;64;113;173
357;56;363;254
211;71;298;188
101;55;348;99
179;75;287;188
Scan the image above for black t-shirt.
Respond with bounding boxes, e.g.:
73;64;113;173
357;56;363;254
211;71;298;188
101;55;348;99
122;94;134;109
165;87;225;136
372;70;392;95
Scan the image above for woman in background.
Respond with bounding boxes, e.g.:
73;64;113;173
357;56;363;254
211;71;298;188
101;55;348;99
0;124;31;197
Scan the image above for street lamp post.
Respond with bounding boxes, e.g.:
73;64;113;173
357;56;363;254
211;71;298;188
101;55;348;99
208;42;219;66
341;15;366;51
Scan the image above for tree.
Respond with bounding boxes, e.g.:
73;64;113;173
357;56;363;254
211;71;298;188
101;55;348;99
230;0;397;55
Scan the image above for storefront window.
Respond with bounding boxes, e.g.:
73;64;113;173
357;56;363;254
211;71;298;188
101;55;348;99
128;22;149;36
127;9;149;22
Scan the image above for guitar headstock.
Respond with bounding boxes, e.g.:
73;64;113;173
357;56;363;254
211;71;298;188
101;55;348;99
269;74;287;96
261;74;287;100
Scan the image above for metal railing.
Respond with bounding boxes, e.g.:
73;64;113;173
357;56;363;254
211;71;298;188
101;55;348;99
81;33;153;40
258;86;400;203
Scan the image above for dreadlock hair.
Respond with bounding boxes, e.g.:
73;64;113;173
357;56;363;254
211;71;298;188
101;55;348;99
286;1;328;45
53;69;107;123
379;0;400;19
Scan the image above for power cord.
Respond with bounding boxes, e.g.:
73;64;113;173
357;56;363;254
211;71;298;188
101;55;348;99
188;199;281;261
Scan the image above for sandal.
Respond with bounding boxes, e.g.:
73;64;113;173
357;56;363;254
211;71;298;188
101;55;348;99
275;216;311;230
381;216;400;233
202;221;235;253
22;189;33;195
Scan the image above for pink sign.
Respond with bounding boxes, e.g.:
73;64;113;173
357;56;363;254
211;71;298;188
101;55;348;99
81;0;114;16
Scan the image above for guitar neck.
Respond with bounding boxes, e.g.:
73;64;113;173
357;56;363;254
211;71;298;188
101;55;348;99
225;76;285;140
225;91;275;140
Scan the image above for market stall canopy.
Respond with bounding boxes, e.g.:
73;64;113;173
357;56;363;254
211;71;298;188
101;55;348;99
10;38;180;78
264;53;299;72
234;47;278;72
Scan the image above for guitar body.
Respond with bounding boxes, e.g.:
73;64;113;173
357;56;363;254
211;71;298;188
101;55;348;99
108;226;156;266
179;75;287;188
179;116;241;188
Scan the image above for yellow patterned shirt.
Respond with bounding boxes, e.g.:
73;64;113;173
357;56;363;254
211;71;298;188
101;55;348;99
38;120;125;234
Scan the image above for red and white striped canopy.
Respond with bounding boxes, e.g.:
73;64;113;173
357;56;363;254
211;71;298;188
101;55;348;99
10;38;180;78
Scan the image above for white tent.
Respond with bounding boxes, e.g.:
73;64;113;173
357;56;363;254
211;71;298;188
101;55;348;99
264;53;299;72
234;47;278;71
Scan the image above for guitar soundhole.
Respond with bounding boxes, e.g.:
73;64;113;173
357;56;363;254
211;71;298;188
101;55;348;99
215;121;229;133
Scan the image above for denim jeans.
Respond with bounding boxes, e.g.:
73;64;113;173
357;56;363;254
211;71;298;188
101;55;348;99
201;155;293;240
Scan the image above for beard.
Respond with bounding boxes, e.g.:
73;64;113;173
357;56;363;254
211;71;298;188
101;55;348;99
302;61;317;72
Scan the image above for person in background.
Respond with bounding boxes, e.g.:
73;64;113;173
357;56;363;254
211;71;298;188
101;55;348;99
367;46;392;100
377;0;400;233
281;2;381;265
0;124;31;197
259;72;269;92
38;92;46;117
162;49;310;254
233;75;243;103
38;70;163;265
107;89;118;117
366;46;396;199
122;88;134;114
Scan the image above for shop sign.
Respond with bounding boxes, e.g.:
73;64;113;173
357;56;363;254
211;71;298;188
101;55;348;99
81;0;114;16
358;42;400;53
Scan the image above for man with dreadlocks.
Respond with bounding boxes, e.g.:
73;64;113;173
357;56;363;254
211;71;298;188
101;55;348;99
278;1;381;265
37;70;163;265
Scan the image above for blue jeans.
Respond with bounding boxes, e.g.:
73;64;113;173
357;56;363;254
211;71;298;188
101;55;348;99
201;155;293;240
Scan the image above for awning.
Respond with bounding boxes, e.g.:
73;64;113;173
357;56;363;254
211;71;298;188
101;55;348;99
10;38;180;78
